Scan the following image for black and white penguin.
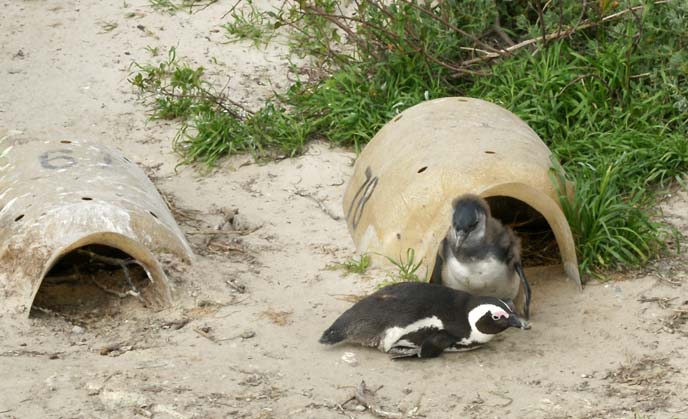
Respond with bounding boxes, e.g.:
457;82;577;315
429;194;532;319
319;282;529;359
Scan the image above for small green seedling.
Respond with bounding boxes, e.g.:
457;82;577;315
376;248;425;288
327;254;371;275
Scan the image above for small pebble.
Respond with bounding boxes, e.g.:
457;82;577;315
341;351;358;366
72;325;85;335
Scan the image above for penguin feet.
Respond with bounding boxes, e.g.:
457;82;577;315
515;262;531;319
388;346;421;359
388;331;458;359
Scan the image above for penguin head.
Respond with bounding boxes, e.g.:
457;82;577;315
448;194;490;251
467;297;530;338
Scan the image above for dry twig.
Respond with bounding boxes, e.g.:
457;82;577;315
295;189;341;221
193;326;219;344
354;381;403;419
456;1;668;71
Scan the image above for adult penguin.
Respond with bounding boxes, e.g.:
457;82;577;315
320;282;529;359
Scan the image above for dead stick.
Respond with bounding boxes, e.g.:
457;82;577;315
295;190;341;221
456;1;669;69
193;327;219;344
186;229;243;235
77;249;151;302
354;381;402;419
91;275;146;305
119;262;143;300
221;0;244;20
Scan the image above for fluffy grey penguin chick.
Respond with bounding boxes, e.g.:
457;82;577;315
319;282;529;359
430;194;532;319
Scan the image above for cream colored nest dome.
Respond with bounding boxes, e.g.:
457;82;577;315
0;137;192;316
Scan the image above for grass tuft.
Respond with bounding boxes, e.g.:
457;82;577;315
327;254;371;275
222;0;275;47
149;0;218;14
377;248;425;288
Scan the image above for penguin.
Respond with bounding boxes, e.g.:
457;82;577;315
429;194;532;319
319;282;529;359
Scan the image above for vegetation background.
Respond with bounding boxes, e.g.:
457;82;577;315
133;0;688;277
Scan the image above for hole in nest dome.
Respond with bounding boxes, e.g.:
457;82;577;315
60;140;72;144
417;166;428;174
148;211;158;219
81;197;93;201
14;214;25;222
484;196;560;268
484;150;496;154
30;245;153;319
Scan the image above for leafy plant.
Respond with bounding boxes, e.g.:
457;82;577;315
376;248;425;288
327;254;371;275
149;0;217;14
222;0;275;47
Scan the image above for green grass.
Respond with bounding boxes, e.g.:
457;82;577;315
133;0;688;278
469;26;688;274
130;48;310;165
377;248;425;288
222;0;275;47
149;0;217;14
327;254;372;275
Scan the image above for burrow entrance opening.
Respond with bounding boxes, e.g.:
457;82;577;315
484;195;561;267
30;244;153;319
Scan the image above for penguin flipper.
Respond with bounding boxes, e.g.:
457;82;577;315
429;240;446;285
419;330;457;358
515;262;531;320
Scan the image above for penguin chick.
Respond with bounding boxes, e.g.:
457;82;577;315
319;282;529;359
429;194;532;319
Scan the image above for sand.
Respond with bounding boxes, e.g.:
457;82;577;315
1;1;687;418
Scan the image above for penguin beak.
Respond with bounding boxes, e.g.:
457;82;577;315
453;230;467;250
508;315;530;330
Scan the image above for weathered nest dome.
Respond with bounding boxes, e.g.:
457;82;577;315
342;97;580;287
0;137;193;316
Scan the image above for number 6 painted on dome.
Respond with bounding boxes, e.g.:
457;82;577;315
39;149;77;170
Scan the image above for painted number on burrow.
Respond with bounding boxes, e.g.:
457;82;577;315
346;166;378;229
39;149;113;170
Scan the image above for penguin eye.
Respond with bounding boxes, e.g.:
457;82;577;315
491;314;501;321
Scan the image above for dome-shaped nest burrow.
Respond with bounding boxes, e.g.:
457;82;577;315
30;245;158;320
0;138;192;317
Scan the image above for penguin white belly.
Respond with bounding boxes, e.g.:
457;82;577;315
441;255;519;299
377;316;443;352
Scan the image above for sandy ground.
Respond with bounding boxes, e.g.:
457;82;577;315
1;1;688;418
